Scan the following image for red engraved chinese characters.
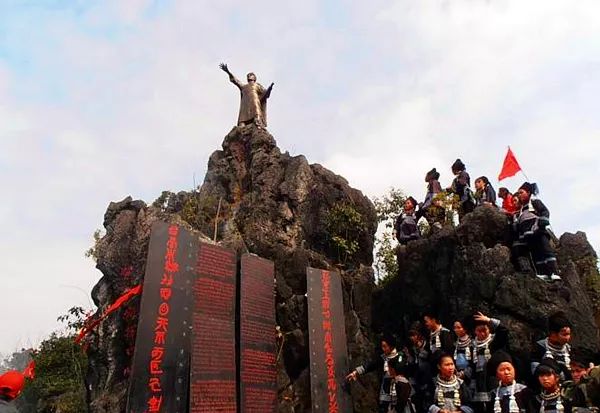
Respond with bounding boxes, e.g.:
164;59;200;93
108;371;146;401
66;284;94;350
190;243;237;413
145;224;179;412
240;255;277;412
321;271;339;413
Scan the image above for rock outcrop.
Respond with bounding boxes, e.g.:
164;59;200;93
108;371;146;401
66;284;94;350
84;125;600;413
86;125;379;413
373;206;600;369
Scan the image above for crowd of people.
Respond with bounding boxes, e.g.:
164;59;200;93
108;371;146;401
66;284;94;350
347;312;599;413
393;159;560;282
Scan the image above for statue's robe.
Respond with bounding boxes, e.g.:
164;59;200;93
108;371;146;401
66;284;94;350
229;75;269;126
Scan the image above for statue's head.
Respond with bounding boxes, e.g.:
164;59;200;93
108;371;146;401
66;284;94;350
247;72;256;82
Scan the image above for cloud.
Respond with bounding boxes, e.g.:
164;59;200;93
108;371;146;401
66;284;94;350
1;0;600;353
319;1;600;244
0;239;97;353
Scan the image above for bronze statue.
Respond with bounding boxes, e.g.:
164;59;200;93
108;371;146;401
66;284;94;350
220;63;274;127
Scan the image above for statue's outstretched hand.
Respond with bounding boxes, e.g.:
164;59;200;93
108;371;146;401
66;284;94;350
269;82;274;89
219;63;229;73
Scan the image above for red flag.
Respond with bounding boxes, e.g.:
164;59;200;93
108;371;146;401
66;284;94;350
498;147;522;181
75;284;142;344
22;360;35;380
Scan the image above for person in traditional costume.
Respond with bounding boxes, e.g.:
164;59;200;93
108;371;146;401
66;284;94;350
388;357;416;413
515;182;560;281
474;176;497;208
534;359;573;413
453;319;473;380
429;352;474;413
406;324;434;413
447;159;475;220
471;313;510;413
424;312;455;355
486;351;535;413
394;197;421;245
347;334;402;413
531;313;572;381
419;168;446;228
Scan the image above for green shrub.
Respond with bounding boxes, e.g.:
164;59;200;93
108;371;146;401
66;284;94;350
84;229;103;262
325;202;365;264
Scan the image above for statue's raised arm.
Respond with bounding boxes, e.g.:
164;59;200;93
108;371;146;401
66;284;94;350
261;82;274;102
219;62;242;89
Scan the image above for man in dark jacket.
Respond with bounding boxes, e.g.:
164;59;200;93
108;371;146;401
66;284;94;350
515;182;560;281
0;370;24;413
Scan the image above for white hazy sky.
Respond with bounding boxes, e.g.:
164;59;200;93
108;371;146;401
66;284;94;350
1;0;599;355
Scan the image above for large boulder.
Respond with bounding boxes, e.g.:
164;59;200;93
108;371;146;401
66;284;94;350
85;125;379;413
373;206;600;370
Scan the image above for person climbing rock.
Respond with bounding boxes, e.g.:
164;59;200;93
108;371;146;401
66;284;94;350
515;182;560;281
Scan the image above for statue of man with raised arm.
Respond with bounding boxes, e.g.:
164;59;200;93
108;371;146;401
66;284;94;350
220;63;274;127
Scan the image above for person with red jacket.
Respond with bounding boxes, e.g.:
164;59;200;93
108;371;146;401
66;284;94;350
498;187;518;215
0;370;25;413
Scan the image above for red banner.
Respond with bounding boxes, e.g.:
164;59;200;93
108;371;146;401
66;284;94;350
498;147;522;181
75;285;142;344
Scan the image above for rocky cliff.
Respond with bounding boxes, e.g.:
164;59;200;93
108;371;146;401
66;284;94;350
373;206;600;368
84;125;600;413
85;125;379;413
